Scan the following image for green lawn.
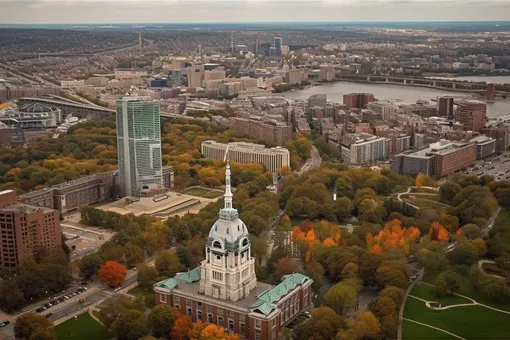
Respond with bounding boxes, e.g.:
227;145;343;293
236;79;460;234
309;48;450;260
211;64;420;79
410;283;472;307
402;319;457;340
183;187;223;199
55;313;112;340
403;296;510;339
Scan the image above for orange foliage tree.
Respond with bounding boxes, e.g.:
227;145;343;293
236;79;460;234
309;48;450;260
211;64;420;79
366;219;421;255
428;222;449;242
172;314;193;340
292;220;344;262
98;260;127;287
189;322;240;340
415;173;425;187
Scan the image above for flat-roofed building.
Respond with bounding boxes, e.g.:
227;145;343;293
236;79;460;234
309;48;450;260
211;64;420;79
470;135;496;159
201;141;290;171
341;133;388;165
0;190;61;273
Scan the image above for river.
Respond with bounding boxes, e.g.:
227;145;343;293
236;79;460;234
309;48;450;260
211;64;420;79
426;75;510;85
280;81;510;118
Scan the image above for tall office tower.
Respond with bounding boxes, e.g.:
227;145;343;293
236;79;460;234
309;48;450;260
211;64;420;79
116;97;163;197
437;96;454;118
186;66;203;88
274;36;283;56
487;83;496;102
456;99;487;133
0;190;61;273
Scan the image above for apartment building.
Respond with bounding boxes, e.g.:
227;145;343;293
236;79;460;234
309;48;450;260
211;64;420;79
341;133;389;165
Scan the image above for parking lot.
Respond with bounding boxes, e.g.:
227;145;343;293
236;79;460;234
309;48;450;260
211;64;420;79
464;151;510;180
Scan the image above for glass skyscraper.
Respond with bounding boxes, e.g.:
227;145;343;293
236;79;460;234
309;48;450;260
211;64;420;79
116;97;163;197
274;36;283;56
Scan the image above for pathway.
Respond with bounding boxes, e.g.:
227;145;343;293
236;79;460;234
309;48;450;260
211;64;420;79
397;267;423;340
478;260;505;280
402;318;466;340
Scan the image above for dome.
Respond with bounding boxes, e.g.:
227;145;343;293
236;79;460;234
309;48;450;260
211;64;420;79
209;215;249;244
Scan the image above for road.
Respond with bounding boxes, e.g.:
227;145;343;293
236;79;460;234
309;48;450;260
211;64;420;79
297;145;322;174
0;271;138;340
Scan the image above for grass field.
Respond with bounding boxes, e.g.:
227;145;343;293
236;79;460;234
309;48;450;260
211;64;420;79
410;283;472;307
183;187;223;199
402;320;457;340
403;295;510;339
55;313;112;340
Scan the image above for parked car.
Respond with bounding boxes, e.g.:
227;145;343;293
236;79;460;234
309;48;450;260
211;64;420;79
35;307;45;313
0;321;10;327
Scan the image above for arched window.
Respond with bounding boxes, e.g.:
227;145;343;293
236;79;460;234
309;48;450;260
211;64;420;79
213;240;222;249
242;238;249;247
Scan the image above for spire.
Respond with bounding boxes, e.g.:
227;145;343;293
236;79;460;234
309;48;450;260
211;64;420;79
224;161;233;209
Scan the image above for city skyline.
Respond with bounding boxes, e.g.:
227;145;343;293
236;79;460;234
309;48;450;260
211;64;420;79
1;0;510;24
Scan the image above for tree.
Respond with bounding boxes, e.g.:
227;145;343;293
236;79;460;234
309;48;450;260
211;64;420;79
123;243;145;268
250;235;267;265
172;315;193;340
435;270;462;296
415;248;448;273
28;327;57;340
336;311;381;340
0;280;26;312
439;182;462;203
459;224;482;239
471;238;488;256
324;282;358;315
335;178;354;198
137;263;160;288
447;245;479;267
79;253;104;279
155;249;183;277
341;262;359;280
369;296;397;318
148;305;178;339
415;172;426;187
112;309;150;340
272;257;298;282
379;286;406;307
189;323;240;340
294;306;343;340
98;261;127;287
375;261;408;290
14;313;54;340
305;260;325;293
428;222;449;242
334;197;354;221
483;279;510;303
359;252;383;286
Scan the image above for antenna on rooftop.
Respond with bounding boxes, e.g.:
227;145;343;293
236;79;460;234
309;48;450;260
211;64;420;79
230;31;234;54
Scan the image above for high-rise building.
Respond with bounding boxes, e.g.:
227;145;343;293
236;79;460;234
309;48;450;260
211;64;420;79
343;93;375;109
186;66;203;88
487;83;496;102
274;36;283;56
308;94;327;110
0;190;61;273
116;97;163;197
437;96;454;118
154;164;313;339
455;99;487;133
341;133;388;165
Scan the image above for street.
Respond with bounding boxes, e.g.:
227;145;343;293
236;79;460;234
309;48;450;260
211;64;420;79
297;145;322;174
0;271;138;340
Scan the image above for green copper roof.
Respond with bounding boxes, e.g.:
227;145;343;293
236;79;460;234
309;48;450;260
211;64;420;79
157;278;178;290
175;267;201;283
250;273;311;316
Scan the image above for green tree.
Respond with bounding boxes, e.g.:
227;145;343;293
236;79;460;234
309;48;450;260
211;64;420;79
112;309;150;340
155;249;183;277
123;243;145;268
483;279;510;303
375;261;408;290
341;262;359;280
435;270;462;296
0;280;25;312
359;252;383;286
439;182;462;203
334;197;354;221
148;305;178;338
324;282;358;315
14;313;54;340
249;235;268;265
379;286;406;307
335;178;354;198
460;224;482;239
305;260;325;293
447;245;479;266
137;263;160;288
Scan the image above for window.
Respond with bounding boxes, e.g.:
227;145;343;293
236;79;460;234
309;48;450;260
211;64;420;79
255;330;261;340
159;294;167;303
197;311;202;321
255;319;261;329
213;240;222;249
228;319;234;332
218;316;224;327
240;322;246;334
213;271;223;281
272;318;276;328
187;308;192;317
187;299;192;307
208;314;213;323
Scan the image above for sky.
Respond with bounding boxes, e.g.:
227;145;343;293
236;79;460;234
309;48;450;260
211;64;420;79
1;0;510;24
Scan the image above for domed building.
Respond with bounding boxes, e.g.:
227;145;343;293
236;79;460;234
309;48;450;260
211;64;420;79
154;163;313;340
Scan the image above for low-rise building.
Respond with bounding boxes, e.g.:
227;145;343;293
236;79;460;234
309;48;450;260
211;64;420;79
201;141;290;171
470;135;496;159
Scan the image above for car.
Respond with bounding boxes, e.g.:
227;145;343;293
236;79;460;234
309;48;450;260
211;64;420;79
50;300;58;305
0;321;10;327
79;298;86;303
44;303;52;308
63;296;69;300
81;280;88;285
45;313;53;319
35;307;45;313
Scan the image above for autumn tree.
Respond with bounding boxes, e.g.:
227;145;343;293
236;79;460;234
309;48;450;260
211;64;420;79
137;263;160;288
471;238;488;256
336;311;381;340
428;222;449;242
366;219;420;255
359;252;383;286
189;322;240;340
324;281;359;315
98;261;127;287
294;306;343;340
172;314;193;340
273;257;299;282
415;172;426;187
155;249;183;277
375;261;408;290
14;313;55;340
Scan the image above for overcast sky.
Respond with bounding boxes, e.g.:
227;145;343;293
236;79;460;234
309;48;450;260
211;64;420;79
1;0;509;24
